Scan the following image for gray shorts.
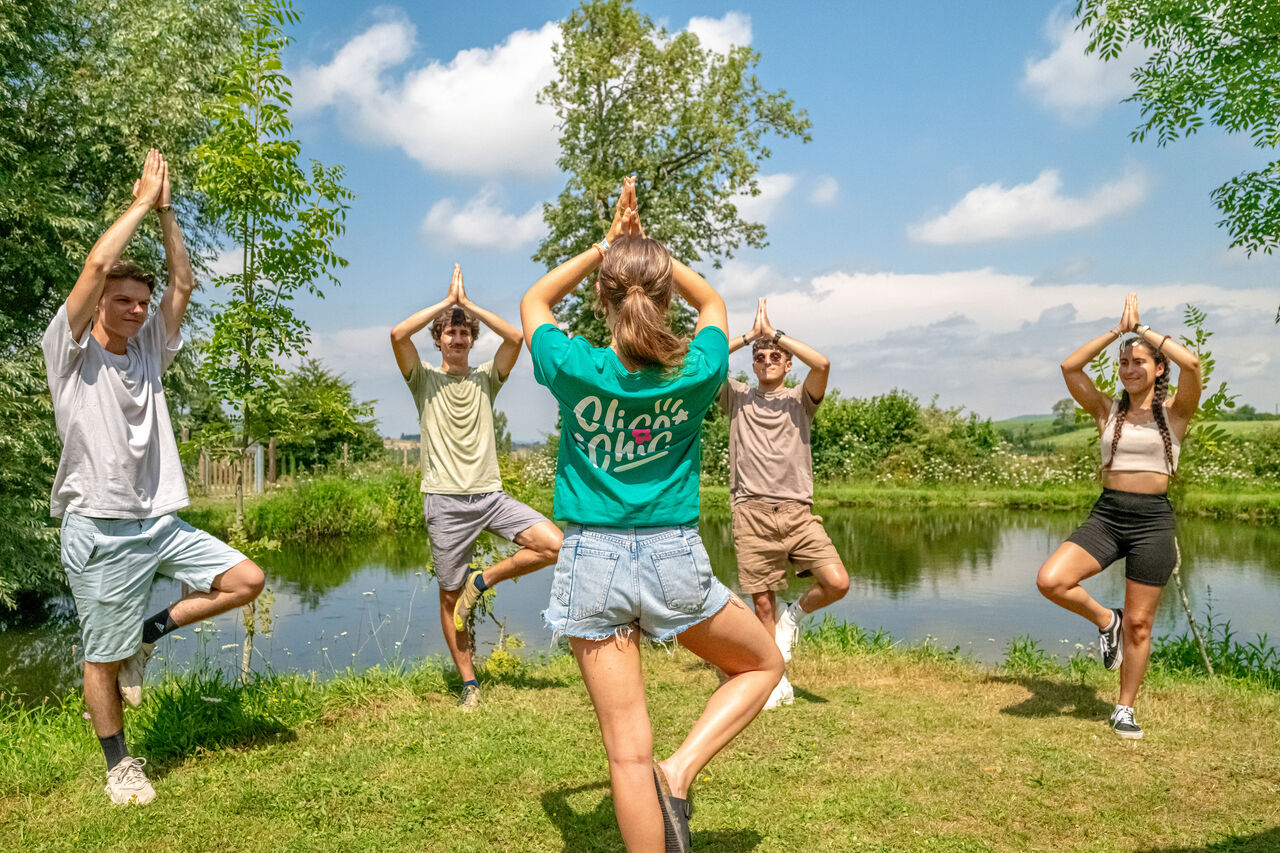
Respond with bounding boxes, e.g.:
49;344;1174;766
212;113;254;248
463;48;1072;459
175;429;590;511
424;491;550;589
60;512;248;663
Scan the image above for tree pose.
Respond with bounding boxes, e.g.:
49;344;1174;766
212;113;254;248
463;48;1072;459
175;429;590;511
42;150;266;804
1036;293;1202;739
723;298;849;707
521;177;783;852
390;264;562;710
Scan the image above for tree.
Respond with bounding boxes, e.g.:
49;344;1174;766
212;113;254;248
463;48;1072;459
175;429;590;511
535;0;811;343
254;360;381;470
0;0;244;349
1076;0;1280;321
1052;397;1076;428
194;0;352;531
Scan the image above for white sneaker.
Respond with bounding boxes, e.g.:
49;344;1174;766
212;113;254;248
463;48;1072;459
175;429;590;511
775;602;803;664
117;642;156;707
104;757;156;805
763;673;794;710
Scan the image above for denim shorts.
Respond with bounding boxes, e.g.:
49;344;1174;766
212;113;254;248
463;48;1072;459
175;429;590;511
543;524;733;643
61;512;248;662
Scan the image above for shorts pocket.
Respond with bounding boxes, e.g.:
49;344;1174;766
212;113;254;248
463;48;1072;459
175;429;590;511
650;538;711;615
60;514;97;577
568;547;620;620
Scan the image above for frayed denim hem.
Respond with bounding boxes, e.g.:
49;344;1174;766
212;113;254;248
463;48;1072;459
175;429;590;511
542;611;636;646
647;591;734;648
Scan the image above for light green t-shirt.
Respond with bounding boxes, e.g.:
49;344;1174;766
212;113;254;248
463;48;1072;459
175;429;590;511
406;359;505;494
530;324;728;527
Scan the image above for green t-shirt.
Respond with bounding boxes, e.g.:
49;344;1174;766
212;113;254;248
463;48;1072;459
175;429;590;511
405;359;505;494
530;324;728;527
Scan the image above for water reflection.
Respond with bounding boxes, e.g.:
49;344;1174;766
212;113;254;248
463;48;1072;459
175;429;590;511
3;508;1277;704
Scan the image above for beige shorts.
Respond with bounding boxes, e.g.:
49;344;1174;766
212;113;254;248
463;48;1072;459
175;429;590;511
731;499;843;594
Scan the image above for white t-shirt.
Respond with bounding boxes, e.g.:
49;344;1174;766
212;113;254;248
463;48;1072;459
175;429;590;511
41;304;189;519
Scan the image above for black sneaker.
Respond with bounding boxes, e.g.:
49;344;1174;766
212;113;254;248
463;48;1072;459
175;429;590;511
1099;608;1123;671
1109;704;1143;739
653;761;691;853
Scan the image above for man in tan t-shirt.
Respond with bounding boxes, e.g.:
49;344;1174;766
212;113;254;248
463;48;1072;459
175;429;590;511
391;265;562;709
720;298;849;708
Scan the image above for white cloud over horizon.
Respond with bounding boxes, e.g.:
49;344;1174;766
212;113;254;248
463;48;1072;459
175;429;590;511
908;168;1148;245
1023;11;1146;123
422;186;546;249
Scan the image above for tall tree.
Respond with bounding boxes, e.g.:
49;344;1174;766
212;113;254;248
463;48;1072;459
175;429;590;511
1075;0;1280;321
0;0;244;349
194;0;352;531
536;0;811;342
254;360;382;470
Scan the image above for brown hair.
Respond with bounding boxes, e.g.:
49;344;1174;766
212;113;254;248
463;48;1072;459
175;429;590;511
751;339;790;360
1108;338;1175;475
106;260;156;293
430;306;480;348
597;235;688;371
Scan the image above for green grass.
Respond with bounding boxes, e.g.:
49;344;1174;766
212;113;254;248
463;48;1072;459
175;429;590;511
3;623;1278;852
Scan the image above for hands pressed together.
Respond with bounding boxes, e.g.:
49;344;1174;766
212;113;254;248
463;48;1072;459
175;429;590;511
446;263;471;310
1117;292;1141;334
604;176;644;245
749;297;776;343
131;149;171;211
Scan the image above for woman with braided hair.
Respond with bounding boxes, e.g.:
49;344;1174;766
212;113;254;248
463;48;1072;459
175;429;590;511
1036;292;1202;739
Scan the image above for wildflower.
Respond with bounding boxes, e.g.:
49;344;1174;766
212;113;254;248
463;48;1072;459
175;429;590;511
200;696;224;704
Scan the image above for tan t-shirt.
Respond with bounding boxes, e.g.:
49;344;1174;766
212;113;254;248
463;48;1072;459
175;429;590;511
719;378;819;505
406;359;505;494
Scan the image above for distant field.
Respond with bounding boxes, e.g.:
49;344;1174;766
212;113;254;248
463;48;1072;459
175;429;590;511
995;416;1279;450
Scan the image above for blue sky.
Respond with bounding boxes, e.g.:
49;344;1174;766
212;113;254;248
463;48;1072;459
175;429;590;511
236;1;1279;441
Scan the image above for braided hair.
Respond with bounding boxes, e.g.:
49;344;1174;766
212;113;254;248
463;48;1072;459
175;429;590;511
1108;338;1175;475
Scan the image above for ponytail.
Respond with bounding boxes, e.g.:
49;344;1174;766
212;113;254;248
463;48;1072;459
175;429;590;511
598;235;689;372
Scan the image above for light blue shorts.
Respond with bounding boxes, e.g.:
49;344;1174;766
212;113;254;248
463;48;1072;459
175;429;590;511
60;512;248;663
543;524;733;644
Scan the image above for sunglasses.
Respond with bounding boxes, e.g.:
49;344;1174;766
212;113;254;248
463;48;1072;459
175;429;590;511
753;351;787;365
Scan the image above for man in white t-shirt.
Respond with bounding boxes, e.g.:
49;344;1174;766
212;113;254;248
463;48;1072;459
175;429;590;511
41;150;265;805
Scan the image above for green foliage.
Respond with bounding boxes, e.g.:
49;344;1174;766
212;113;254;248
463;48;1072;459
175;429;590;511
535;0;811;343
0;0;244;350
253;359;381;470
1151;609;1280;690
810;389;921;479
1001;636;1061;678
0;350;62;607
194;0;352;522
1077;0;1280;321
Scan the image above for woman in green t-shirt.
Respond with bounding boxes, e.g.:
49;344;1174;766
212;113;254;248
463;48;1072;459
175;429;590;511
521;177;784;852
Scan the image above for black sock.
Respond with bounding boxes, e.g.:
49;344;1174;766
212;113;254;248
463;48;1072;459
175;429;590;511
140;607;178;645
100;730;128;770
473;573;490;591
463;679;479;689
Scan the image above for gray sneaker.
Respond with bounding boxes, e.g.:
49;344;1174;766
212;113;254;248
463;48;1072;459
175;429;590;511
457;684;481;711
1099;609;1123;671
104;756;156;805
1109;704;1143;739
117;642;156;707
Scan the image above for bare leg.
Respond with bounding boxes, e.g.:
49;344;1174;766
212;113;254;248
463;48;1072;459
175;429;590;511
1036;542;1112;628
657;596;784;798
84;660;124;737
571;632;664;853
166;559;265;626
1118;580;1163;707
797;562;849;614
439;587;476;682
480;521;561;586
751;590;777;633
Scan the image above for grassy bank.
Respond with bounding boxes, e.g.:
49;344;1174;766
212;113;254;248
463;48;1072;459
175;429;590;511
178;466;1280;544
2;623;1277;852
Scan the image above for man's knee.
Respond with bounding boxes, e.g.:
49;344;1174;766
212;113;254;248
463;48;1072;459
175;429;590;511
532;524;563;563
820;565;849;599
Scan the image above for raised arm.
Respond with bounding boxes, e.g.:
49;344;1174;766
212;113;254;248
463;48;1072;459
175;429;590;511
390;269;457;379
1062;293;1132;428
757;298;830;403
155;160;195;339
520;177;636;347
671;260;728;338
453;266;523;381
1127;297;1202;431
728;299;765;354
66;149;165;339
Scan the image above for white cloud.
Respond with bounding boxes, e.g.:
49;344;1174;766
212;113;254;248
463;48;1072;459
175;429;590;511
294;14;561;177
422;186;545;249
732;173;796;224
687;11;752;54
908;169;1148;245
810;176;839;205
1023;12;1146;123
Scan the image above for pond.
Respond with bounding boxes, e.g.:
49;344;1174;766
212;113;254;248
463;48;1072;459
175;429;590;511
3;507;1278;703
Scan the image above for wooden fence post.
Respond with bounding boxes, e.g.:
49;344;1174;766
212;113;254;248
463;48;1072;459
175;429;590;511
268;437;277;484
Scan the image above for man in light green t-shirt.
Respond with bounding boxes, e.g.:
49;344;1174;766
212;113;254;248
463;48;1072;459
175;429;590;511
390;265;562;709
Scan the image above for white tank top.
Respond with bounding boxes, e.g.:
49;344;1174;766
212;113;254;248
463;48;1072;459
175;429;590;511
1100;400;1180;475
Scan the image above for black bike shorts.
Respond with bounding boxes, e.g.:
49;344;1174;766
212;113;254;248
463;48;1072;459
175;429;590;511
1066;489;1177;587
